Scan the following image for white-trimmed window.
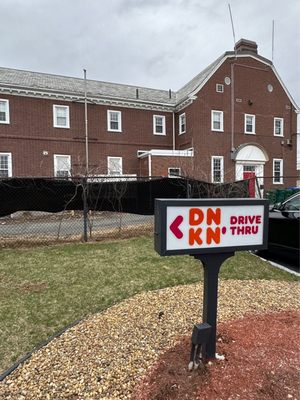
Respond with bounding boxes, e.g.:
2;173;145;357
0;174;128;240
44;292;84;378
0;152;12;177
273;159;283;184
168;167;181;177
153;115;166;135
54;155;71;178
53;105;70;128
107;110;122;132
216;84;224;93
0;99;10;124
244;114;255;134
211;110;224;132
107;156;123;175
179;113;186;135
274;117;284;137
211;156;224;183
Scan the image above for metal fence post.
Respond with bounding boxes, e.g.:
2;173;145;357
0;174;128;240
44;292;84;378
83;177;88;242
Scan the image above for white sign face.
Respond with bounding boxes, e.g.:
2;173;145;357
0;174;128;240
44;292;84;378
166;205;264;251
154;199;268;255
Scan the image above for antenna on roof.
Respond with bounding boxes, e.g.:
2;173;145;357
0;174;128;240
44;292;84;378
272;20;275;64
228;3;237;58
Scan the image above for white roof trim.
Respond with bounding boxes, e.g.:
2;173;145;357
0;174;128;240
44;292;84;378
271;65;299;111
185;53;299;112
138;148;194;158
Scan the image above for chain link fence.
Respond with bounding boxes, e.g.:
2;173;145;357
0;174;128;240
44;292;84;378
0;175;251;247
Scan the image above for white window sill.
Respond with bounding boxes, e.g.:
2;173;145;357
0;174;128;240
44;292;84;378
0;120;10;124
54;125;70;129
244;131;256;135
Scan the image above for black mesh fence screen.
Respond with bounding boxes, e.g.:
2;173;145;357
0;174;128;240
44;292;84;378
0;176;250;247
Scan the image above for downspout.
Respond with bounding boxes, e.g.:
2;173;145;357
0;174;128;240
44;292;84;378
230;62;235;155
148;153;152;178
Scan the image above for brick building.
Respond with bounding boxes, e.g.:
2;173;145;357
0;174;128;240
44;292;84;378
0;39;298;196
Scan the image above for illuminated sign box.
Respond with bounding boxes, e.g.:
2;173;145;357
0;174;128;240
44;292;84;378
155;198;269;256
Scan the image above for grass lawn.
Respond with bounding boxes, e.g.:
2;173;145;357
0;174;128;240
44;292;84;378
0;236;298;374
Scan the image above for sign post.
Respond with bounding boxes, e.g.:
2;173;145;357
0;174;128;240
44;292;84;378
154;198;268;365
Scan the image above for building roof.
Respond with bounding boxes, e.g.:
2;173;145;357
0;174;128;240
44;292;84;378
0;67;177;106
0;41;298;111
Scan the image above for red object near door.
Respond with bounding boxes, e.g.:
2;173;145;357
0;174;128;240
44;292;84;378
243;171;256;197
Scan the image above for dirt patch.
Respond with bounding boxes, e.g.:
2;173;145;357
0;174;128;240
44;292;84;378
132;310;300;400
18;282;49;293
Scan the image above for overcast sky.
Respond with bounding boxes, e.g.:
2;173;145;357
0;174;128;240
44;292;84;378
1;0;299;107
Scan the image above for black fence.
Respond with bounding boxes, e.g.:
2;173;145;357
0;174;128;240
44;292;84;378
0;176;250;247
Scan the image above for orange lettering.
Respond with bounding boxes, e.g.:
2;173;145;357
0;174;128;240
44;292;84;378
206;227;221;244
189;228;203;245
189;208;204;226
207;207;221;225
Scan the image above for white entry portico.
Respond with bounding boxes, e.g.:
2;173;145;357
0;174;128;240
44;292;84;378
234;144;269;197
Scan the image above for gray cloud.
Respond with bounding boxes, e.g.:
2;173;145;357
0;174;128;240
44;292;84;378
0;0;299;106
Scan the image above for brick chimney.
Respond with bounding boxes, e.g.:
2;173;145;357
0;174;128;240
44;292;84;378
234;38;258;54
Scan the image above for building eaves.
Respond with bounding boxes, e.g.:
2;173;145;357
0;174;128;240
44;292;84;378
1;48;298;112
0;67;177;107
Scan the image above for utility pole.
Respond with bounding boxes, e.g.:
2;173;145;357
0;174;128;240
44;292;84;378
83;69;89;242
84;69;89;176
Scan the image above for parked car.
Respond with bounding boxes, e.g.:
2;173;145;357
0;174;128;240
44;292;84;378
271;191;300;219
258;192;300;269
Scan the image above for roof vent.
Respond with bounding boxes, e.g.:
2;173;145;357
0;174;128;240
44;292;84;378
235;39;258;54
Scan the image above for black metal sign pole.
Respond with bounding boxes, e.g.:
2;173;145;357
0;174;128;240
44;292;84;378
194;252;234;359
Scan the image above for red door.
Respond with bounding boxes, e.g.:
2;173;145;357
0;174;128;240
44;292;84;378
243;171;256;197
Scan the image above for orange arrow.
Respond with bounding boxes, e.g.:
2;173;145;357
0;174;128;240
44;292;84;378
170;215;184;239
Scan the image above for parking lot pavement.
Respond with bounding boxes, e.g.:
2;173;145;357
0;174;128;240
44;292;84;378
255;252;300;276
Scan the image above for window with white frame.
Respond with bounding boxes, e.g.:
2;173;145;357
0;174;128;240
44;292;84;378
0;99;10;124
0;152;12;177
216;84;224;93
54;155;71;178
211;156;224;183
179;113;186;135
153;115;166;135
168;167;181;177
107;110;122;132
273;159;283;184
244;114;255;134
211;110;224;132
274;118;284;136
107;156;122;175
53;105;70;128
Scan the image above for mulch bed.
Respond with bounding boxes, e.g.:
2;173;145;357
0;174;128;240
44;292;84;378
132;310;300;400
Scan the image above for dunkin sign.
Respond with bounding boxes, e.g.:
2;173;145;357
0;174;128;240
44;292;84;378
155;199;268;256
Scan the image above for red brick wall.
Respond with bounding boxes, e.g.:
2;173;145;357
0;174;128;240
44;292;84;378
0;95;173;176
150;156;193;177
0;55;298;190
175;56;298;189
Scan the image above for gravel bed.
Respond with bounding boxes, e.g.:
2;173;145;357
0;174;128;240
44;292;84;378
1;280;299;399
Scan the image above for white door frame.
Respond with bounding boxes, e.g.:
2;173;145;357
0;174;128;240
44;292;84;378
234;144;268;198
235;162;264;197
